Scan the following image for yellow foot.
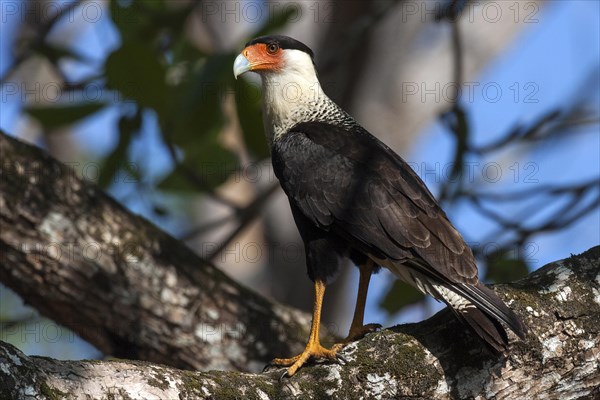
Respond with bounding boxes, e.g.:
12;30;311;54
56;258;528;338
265;343;345;379
331;323;382;352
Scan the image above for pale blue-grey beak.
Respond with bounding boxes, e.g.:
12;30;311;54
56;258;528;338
233;53;251;79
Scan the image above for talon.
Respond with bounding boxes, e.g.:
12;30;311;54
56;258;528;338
262;363;274;373
336;353;348;365
279;370;289;382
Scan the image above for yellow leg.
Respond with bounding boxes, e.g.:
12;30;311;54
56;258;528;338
333;260;381;350
267;279;341;378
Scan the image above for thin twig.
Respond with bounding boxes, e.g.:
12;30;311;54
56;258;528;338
450;14;463;102
0;0;83;84
161;129;241;209
207;182;279;261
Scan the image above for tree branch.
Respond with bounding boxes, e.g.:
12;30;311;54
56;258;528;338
2;247;599;399
0;131;319;372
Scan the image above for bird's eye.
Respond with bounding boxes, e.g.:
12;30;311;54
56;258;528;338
267;43;279;54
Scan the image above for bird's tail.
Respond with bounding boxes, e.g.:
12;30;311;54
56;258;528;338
436;281;527;352
381;259;526;351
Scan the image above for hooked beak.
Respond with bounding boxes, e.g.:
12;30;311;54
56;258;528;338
233;53;251;79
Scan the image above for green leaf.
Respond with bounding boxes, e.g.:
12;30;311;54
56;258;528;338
26;103;106;130
484;251;529;283
36;43;86;63
171;39;206;65
157;139;238;193
98;110;143;188
105;42;167;116
109;0;191;44
235;78;269;159
379;280;426;315
109;0;150;42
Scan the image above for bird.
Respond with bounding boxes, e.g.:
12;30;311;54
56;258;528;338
233;35;526;378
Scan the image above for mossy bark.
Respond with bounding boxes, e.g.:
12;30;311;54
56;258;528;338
2;248;598;399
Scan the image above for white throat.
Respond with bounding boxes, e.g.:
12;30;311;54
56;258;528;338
259;50;330;142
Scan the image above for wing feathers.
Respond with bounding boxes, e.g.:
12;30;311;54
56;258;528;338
272;121;478;284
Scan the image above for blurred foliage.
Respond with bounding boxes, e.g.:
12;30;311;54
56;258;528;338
25;102;106;130
98;110;143;188
379;280;425;315
21;0;295;195
483;250;529;283
235;78;270;160
105;42;168;114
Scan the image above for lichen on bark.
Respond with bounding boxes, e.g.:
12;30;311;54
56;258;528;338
1;247;598;399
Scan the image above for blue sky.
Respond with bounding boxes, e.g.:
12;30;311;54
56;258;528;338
368;0;600;325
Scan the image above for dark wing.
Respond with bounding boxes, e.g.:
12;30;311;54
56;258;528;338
272;121;477;285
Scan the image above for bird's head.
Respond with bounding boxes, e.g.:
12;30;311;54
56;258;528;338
233;35;315;80
234;35;328;141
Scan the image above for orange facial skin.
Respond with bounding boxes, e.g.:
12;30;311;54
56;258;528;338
242;43;285;73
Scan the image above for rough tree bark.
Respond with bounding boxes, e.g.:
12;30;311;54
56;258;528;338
0;131;318;372
1;133;599;399
1;246;598;399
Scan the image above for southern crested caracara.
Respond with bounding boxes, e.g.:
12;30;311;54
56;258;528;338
233;35;526;378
